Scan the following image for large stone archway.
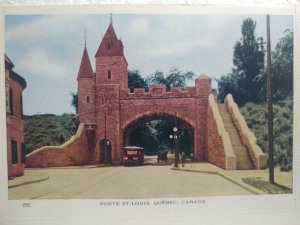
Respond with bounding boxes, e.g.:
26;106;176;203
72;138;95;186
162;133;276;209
26;21;267;170
121;112;195;156
90;76;212;165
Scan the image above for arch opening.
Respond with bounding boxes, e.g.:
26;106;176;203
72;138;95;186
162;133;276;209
122;113;195;157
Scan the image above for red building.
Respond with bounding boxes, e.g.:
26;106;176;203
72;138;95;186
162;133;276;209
26;21;267;170
5;54;27;178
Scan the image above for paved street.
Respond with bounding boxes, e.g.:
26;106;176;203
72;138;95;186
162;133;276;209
9;161;253;199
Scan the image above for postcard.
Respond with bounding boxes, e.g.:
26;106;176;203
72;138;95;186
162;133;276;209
0;2;299;225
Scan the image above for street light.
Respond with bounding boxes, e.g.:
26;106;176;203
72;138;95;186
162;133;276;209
169;120;179;168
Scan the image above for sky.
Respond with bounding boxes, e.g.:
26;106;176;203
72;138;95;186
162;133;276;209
4;13;293;115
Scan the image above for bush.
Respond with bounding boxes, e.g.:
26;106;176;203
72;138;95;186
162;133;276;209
240;96;293;167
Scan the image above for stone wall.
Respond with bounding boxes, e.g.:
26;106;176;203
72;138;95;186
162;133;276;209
224;94;267;169
26;123;90;167
207;94;236;170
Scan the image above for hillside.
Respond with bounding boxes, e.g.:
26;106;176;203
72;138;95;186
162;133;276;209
240;96;293;167
24;114;77;154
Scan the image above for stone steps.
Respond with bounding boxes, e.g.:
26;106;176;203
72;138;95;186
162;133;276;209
218;104;254;170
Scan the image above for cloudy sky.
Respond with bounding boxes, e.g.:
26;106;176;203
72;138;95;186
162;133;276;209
5;13;293;115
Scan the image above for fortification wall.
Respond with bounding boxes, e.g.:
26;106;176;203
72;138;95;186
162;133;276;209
26;123;90;167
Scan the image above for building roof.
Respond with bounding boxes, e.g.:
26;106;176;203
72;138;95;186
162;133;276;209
10;70;27;89
95;23;124;57
77;47;94;80
5;54;27;89
5;54;14;70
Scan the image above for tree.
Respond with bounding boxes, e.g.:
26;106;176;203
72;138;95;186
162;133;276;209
217;18;265;105
71;92;78;113
128;70;148;92
272;30;293;101
147;68;195;91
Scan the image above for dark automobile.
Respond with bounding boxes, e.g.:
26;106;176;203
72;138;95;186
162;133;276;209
123;146;144;166
157;151;168;163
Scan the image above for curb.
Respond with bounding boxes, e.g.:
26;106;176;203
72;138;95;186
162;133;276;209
8;176;50;189
171;167;265;195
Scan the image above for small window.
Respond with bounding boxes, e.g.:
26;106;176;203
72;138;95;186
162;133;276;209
108;43;112;50
21;143;26;164
9;88;13;115
11;140;18;164
108;70;111;80
87;96;90;103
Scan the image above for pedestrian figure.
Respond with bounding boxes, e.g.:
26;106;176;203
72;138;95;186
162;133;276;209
181;152;186;167
280;153;288;172
190;153;194;167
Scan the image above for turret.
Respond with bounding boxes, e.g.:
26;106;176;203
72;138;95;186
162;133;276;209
77;46;95;123
95;22;128;90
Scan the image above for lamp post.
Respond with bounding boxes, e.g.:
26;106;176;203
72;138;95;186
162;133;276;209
169;118;179;168
266;14;274;184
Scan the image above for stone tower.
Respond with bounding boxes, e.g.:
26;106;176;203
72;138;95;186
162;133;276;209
77;46;95;124
93;21;128;164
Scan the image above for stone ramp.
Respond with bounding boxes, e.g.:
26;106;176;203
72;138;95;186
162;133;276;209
218;104;254;170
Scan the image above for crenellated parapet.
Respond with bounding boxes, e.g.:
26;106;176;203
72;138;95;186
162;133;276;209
120;85;197;100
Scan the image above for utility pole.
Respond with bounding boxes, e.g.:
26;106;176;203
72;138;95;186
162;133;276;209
266;14;274;184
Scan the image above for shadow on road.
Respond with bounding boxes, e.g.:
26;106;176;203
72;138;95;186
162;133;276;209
143;155;174;166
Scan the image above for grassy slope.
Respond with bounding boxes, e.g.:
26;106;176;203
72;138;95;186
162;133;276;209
24;114;77;154
240;96;293;166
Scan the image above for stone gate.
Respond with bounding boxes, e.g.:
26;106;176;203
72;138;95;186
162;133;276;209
26;21;267;170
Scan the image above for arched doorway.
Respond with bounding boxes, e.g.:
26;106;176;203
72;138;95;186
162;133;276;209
100;139;112;164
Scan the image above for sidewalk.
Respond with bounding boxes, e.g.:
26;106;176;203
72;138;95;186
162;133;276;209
8;170;49;188
172;162;293;194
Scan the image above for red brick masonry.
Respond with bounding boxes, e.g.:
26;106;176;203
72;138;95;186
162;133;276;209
26;22;264;170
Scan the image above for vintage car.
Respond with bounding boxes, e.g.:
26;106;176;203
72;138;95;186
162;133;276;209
123;146;144;166
157;150;168;163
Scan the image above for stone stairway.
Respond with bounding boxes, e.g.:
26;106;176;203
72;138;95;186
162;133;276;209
218;104;254;170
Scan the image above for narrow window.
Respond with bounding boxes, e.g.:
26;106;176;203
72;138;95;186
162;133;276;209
9;88;13;115
11;140;18;164
87;96;90;103
101;98;104;104
21;142;26;164
108;70;111;80
20;93;23;119
108;43;112;50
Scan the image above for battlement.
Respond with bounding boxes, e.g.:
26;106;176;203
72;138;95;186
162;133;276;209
120;84;197;99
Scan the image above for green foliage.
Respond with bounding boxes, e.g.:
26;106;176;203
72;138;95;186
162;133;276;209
71;92;78;113
272;30;293;101
240;97;293;167
128;69;148;92
218;18;265;105
147;68;195;91
24;114;77;154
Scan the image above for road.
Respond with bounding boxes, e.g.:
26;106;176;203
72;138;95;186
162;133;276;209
9;162;252;199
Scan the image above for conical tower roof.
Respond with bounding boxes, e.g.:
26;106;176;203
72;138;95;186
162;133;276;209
95;23;124;57
77;47;94;80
